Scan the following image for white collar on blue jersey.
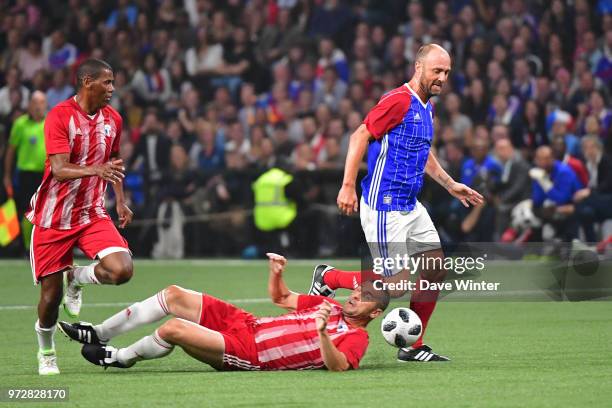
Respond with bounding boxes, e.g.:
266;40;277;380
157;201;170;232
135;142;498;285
405;83;428;109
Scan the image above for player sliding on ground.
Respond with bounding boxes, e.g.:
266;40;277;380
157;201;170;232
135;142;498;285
59;253;389;371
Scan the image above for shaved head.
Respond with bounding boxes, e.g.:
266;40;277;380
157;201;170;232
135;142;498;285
411;43;452;101
29;90;47;121
415;43;450;63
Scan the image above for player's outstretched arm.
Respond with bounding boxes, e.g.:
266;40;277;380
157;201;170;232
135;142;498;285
315;300;350;371
267;253;299;311
337;124;371;216
49;153;125;184
425;150;484;207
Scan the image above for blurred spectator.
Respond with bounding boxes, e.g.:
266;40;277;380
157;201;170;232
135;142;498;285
185;28;223;78
131;53;172;105
550;134;589;187
189;119;224;171
313;66;347;112
587;90;612;138
213;27;255;96
493;138;532;237
106;0;138;29
17;33;48;82
316;37;349;83
1;29;21;73
443;92;472;143
152;144;196;259
46;68;74;108
461;137;502;189
573;136;612;242
256;9;302;67
0;67;30;117
45;30;78;71
462;79;488;126
530;146;582;241
130;111;172;198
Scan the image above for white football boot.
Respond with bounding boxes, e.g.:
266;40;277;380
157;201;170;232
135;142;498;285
38;349;60;375
63;267;83;318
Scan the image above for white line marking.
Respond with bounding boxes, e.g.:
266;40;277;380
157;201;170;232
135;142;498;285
0;296;350;311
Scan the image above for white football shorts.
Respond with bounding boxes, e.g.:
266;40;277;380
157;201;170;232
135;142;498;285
360;197;441;276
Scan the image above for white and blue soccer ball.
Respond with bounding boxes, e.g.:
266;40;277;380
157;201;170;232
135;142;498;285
381;307;422;348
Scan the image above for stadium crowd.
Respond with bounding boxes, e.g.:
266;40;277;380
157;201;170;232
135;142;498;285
0;0;611;257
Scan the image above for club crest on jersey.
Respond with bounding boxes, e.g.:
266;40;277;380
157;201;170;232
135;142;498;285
383;195;392;204
104;124;111;136
337;320;348;333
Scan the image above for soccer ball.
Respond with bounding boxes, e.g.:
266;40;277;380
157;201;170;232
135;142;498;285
380;307;422;348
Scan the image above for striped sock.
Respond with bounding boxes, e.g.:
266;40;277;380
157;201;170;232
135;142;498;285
94;291;170;342
116;330;174;366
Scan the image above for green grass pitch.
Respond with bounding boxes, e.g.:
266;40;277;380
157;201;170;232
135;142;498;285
0;259;611;407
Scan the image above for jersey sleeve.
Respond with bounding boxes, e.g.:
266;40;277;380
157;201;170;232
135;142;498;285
334;330;369;369
44;109;70;155
296;294;341;310
363;91;412;139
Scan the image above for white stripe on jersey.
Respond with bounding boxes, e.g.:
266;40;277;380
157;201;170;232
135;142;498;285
93;115;108;220
77;116;97;226
368;134;388;208
40;179;59;229
59;114;91;228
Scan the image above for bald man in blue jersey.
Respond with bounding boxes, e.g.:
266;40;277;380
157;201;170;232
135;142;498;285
309;44;484;362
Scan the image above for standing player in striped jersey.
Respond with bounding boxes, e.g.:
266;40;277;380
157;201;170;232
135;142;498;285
58;253;389;372
27;59;134;375
309;44;483;362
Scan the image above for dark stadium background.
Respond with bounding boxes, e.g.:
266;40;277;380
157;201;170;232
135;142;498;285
0;0;610;259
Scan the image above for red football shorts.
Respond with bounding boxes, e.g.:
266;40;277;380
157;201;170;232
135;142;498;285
30;219;129;283
198;294;260;371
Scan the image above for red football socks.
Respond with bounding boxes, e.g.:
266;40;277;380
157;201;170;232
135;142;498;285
409;274;441;349
323;269;361;290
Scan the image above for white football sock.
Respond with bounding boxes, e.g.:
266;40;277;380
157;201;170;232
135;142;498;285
94;291;169;341
72;263;100;285
116;330;174;366
35;320;56;352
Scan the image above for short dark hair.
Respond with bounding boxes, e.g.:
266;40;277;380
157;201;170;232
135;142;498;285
374;289;391;311
362;285;391;311
75;59;112;90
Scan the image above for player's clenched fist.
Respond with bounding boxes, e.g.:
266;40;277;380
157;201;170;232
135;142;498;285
96;159;125;184
266;252;287;275
337;184;358;216
315;300;332;332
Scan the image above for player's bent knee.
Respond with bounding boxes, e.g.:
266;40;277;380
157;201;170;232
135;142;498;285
157;318;185;342
163;285;185;307
164;285;186;314
109;262;134;285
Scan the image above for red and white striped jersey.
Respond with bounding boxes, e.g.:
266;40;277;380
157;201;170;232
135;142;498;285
253;295;369;370
26;97;122;230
